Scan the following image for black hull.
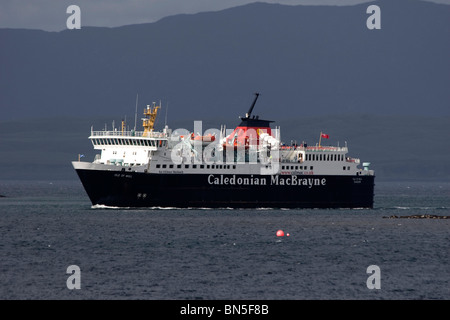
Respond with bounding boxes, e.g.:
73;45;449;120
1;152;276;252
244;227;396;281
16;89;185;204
75;169;375;209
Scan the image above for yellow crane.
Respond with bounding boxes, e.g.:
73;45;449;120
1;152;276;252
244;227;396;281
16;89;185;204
142;102;160;135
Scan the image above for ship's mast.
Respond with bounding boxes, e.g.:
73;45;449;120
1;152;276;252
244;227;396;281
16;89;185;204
134;93;139;131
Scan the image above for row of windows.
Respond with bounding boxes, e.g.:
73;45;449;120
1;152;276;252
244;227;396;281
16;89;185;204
156;164;237;170
282;165;314;170
155;163;318;171
306;153;344;162
92;138;166;147
155;163;352;171
155;163;353;171
282;164;351;171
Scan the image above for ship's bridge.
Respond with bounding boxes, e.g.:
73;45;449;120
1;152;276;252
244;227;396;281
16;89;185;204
90;129;168;148
88;127;171;167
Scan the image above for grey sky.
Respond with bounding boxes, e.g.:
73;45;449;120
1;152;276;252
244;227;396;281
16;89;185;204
1;0;448;31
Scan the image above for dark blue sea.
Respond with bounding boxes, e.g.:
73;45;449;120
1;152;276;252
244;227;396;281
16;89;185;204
0;180;449;300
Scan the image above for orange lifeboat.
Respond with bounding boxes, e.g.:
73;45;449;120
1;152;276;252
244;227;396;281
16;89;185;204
191;133;216;144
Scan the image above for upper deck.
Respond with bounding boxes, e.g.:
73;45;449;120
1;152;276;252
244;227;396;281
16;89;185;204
90;130;168;139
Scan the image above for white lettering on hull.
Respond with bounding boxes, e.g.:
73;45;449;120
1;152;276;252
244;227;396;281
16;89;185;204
208;175;326;187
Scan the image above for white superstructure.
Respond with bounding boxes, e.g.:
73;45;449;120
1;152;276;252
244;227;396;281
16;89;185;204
77;101;374;178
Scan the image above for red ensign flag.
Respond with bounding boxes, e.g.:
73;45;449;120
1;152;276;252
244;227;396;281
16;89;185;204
321;133;329;139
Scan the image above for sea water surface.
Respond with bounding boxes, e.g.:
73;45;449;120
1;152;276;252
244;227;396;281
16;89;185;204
0;180;449;300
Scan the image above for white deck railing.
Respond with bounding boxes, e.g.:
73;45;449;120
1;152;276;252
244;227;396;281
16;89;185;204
90;130;167;138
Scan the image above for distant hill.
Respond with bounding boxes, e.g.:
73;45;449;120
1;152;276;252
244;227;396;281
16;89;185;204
0;0;449;122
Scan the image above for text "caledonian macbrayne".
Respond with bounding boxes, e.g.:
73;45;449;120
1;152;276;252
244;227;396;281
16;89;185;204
208;174;326;188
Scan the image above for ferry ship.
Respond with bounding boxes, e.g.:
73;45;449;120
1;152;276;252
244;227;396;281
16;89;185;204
73;94;375;208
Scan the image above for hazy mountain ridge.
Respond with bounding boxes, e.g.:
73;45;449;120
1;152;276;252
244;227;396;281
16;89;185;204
1;0;449;121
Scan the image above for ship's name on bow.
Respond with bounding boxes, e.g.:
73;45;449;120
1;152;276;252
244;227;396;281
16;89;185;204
207;174;326;188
